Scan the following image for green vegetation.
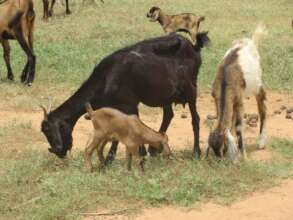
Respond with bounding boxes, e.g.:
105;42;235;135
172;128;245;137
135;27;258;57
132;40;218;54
0;1;293;219
0;0;292;110
0;135;292;220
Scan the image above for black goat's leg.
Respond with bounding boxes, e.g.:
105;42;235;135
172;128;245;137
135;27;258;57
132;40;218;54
65;0;71;14
187;84;201;159
1;40;14;81
104;141;118;165
148;105;174;156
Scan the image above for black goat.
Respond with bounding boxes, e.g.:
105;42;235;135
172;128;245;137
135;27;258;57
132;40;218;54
41;32;210;161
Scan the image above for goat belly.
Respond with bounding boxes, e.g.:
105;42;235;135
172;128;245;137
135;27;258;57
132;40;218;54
1;30;15;40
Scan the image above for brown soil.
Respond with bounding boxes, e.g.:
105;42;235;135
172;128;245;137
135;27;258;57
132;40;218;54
1;91;293;219
136;179;293;220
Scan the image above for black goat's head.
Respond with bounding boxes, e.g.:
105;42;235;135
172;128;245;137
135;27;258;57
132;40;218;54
41;106;72;159
146;6;161;22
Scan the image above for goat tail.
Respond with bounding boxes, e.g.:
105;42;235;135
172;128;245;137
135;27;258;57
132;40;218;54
84;102;94;120
252;22;267;46
194;31;210;51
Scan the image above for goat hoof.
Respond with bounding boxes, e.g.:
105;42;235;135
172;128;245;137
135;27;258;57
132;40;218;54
66;10;71;15
7;75;14;81
194;152;201;160
148;146;158;157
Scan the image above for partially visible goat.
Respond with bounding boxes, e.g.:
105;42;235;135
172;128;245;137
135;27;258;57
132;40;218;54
84;103;171;172
0;0;36;85
207;24;267;162
43;0;70;21
146;6;205;44
43;0;104;21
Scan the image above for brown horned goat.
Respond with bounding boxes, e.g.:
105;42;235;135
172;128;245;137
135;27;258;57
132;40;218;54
84;103;172;172
0;0;36;86
146;6;205;44
207;23;267;162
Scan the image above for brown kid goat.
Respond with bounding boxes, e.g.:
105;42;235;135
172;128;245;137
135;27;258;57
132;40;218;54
207;23;267;162
84;103;172;172
0;0;36;85
146;6;205;44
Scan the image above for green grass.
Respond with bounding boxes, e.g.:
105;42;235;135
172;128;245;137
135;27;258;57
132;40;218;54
0;0;293;110
0;138;293;220
0;1;293;219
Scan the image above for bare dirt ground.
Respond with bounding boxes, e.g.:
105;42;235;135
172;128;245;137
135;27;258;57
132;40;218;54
1;91;293;219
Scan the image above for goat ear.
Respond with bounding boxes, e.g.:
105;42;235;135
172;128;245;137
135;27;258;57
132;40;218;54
198;16;205;23
40;105;48;121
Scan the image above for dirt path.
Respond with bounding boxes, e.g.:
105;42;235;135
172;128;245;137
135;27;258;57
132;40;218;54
1;91;292;152
1;91;293;220
136;179;293;220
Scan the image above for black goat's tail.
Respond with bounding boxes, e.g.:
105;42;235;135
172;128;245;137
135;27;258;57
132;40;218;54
84;103;94;120
194;31;210;51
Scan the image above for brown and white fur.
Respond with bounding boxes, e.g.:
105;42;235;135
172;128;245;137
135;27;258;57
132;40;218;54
207;23;267;162
84;103;171;172
146;6;205;44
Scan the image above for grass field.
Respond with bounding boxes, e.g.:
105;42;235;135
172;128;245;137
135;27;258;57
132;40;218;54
0;0;293;219
0;0;292;110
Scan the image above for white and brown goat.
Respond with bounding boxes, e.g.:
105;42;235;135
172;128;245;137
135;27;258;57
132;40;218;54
84;103;171;172
207;24;267;162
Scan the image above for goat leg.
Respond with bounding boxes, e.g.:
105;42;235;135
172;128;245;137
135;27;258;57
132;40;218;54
65;0;71;14
256;87;267;149
13;22;36;86
104;141;118;165
149;105;174;156
126;151;132;171
1;40;14;81
187;85;201;159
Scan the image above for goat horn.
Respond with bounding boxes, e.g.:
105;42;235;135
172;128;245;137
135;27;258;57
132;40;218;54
48;97;53;113
40;105;48;121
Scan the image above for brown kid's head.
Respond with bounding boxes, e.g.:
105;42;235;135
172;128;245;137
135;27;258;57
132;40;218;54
146;6;161;22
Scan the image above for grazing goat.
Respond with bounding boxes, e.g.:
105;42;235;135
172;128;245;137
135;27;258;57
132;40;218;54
207;24;267;162
41;32;210;162
146;6;205;44
84;103;171;172
0;0;36;85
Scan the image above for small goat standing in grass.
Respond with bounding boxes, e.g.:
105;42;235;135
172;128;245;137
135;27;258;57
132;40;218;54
84;103;171;172
207;24;267;162
146;6;205;44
